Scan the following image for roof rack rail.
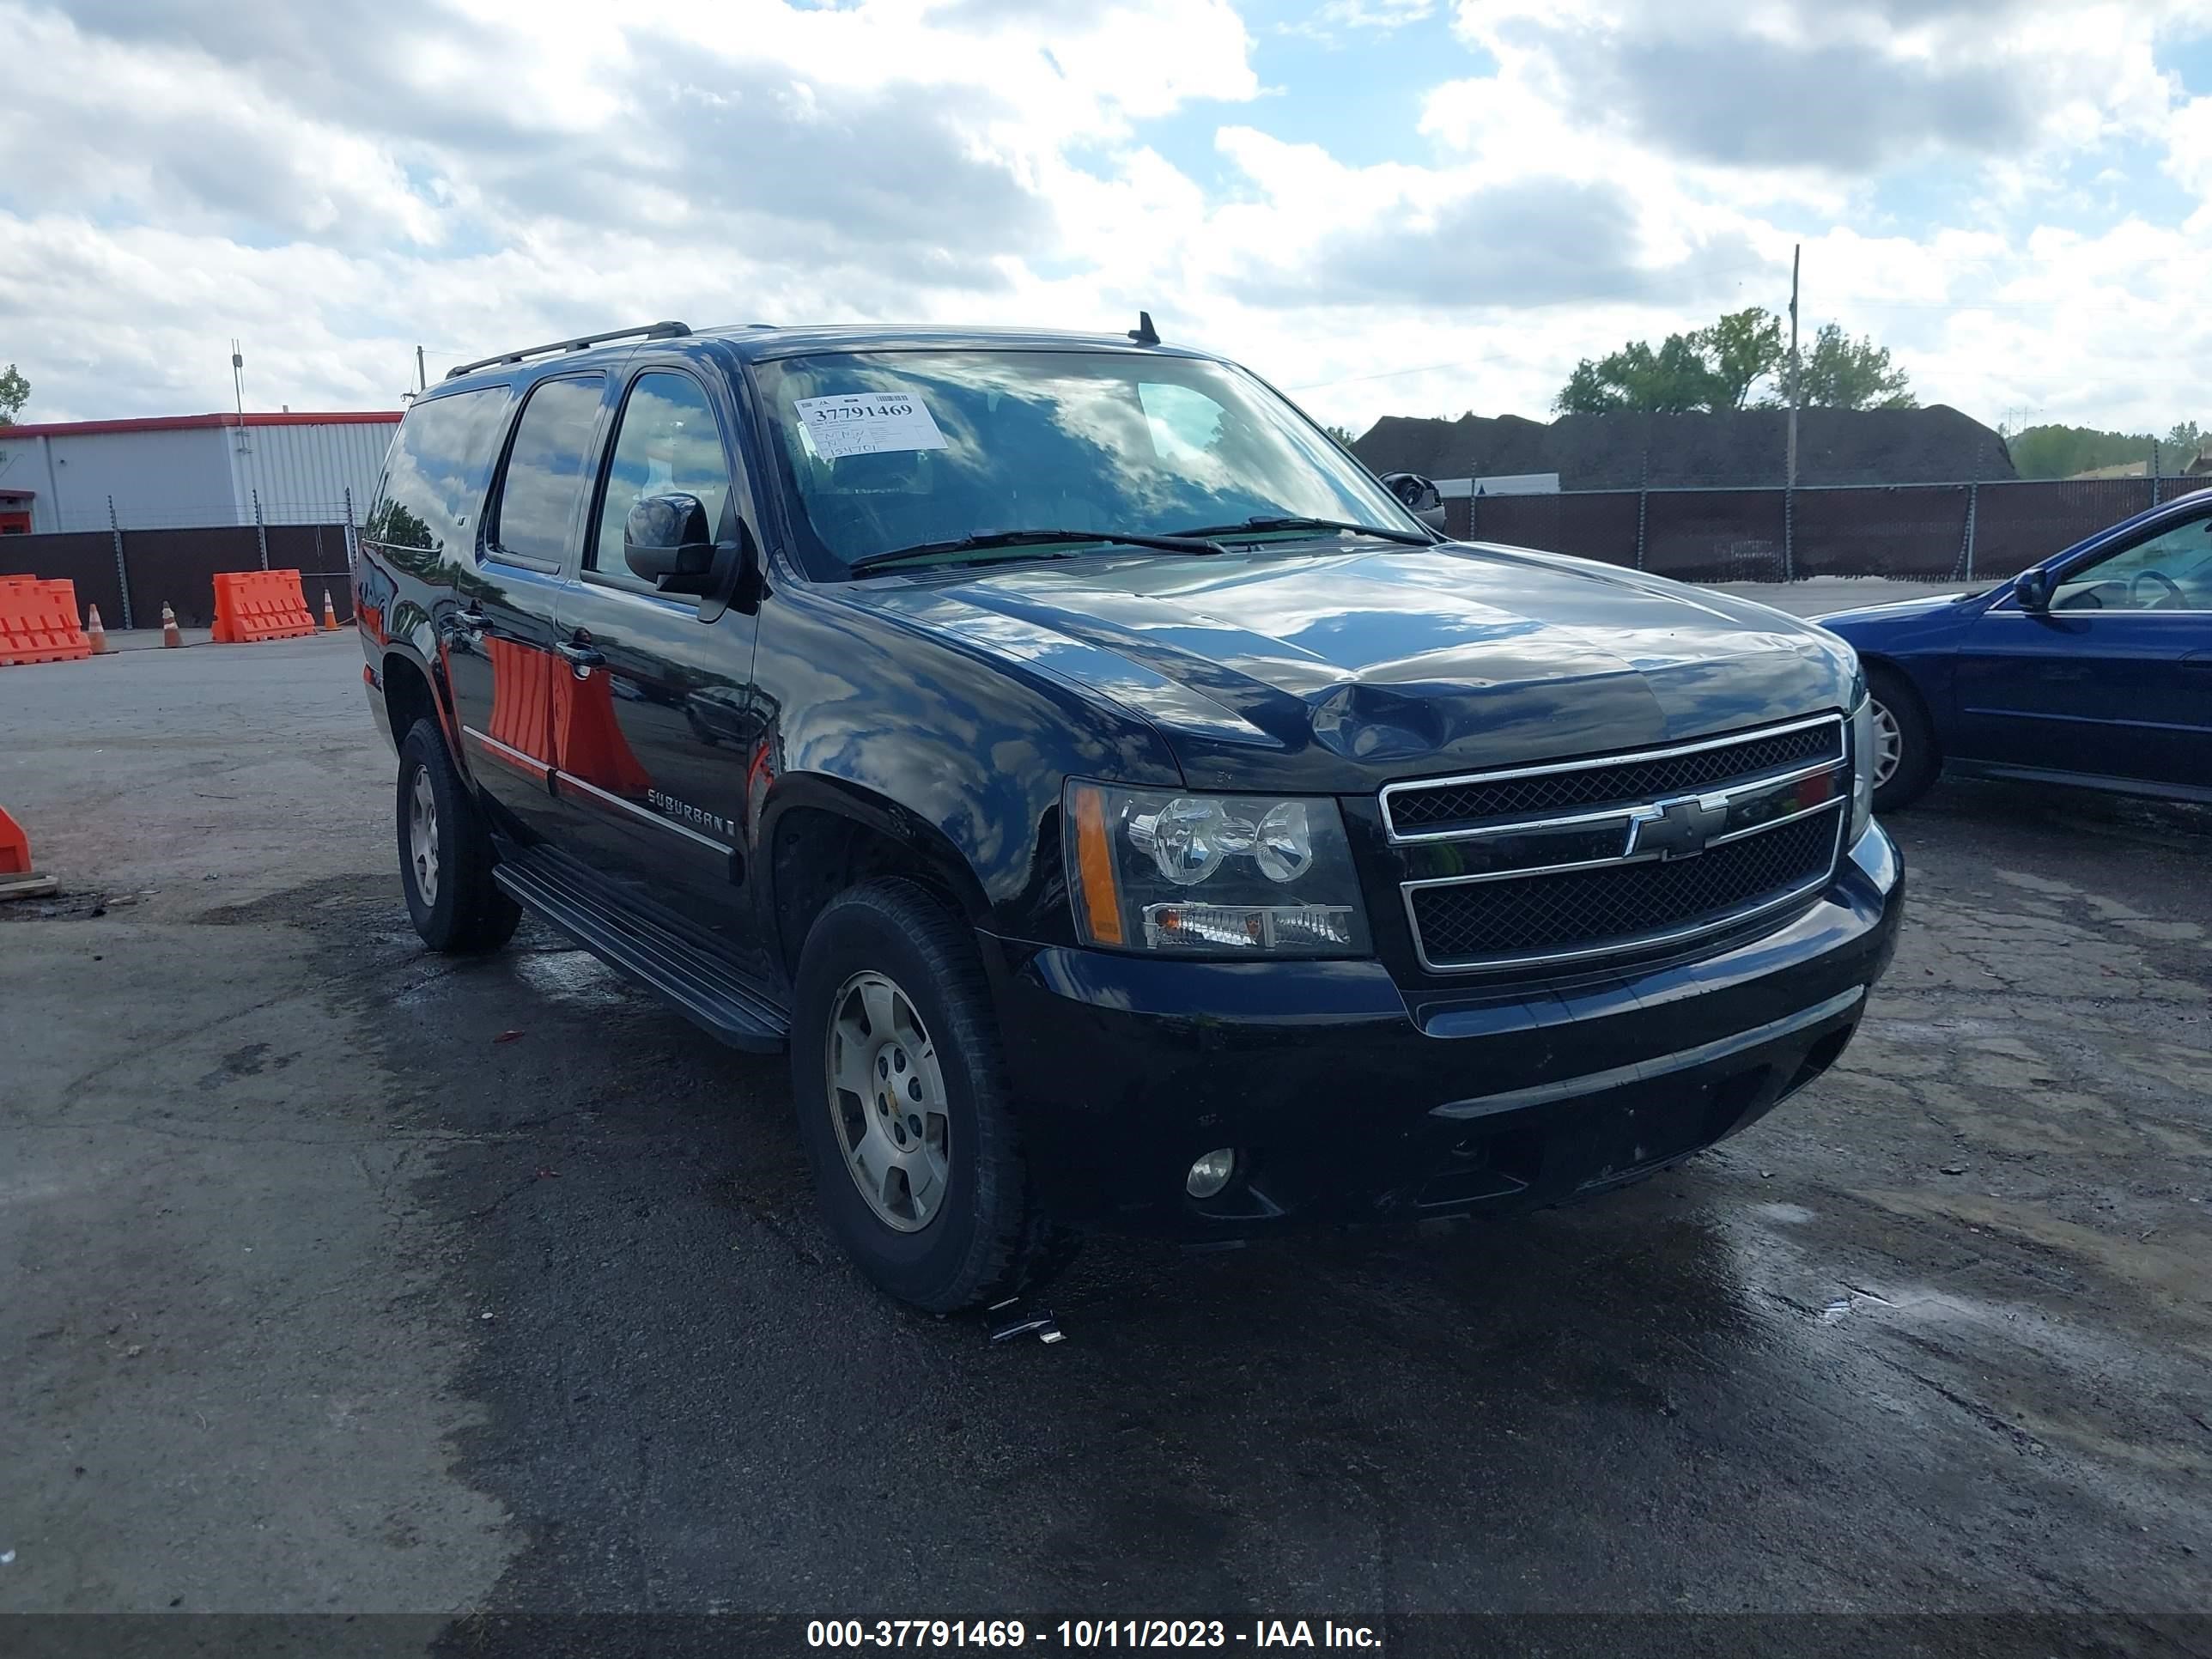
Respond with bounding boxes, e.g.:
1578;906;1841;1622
446;320;692;380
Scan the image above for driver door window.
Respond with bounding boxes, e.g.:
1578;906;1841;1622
2050;513;2212;611
588;372;732;591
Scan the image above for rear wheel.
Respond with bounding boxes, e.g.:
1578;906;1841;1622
397;719;521;953
1867;666;1939;812
792;878;1076;1311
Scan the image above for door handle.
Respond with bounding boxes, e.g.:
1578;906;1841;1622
555;638;605;676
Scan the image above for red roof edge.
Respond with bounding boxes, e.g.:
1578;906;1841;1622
0;410;402;439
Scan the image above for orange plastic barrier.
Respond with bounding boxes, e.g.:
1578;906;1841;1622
0;577;93;665
210;568;318;643
0;805;31;874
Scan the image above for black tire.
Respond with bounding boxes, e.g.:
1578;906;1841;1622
1867;665;1940;813
397;718;521;954
791;878;1076;1312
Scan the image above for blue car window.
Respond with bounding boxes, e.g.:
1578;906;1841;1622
2051;511;2212;611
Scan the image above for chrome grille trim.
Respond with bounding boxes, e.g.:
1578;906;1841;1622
1399;804;1844;974
1383;714;1851;975
1380;713;1845;844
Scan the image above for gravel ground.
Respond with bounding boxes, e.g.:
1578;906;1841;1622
2;616;2207;1658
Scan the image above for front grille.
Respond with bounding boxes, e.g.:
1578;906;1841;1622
1407;808;1839;969
1386;721;1841;837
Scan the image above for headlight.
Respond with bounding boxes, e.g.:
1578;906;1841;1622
1063;781;1371;955
1848;680;1876;846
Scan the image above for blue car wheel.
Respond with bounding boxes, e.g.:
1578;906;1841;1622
1867;666;1939;811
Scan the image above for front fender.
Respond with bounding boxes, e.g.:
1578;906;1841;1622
1824;597;1978;731
748;582;1182;943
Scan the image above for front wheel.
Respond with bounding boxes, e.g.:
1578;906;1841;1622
1867;667;1939;812
397;719;521;953
791;878;1076;1311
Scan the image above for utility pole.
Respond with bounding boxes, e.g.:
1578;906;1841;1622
416;345;428;393
1784;244;1801;582
1784;245;1801;489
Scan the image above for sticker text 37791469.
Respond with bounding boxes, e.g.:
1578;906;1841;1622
794;392;950;461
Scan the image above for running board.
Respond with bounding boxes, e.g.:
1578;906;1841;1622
493;848;790;1053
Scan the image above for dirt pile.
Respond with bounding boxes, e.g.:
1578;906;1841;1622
1355;406;2016;489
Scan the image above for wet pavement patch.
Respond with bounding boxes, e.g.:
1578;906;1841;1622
283;783;2212;1632
5;657;2209;1643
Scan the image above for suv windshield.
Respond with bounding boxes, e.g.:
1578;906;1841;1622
750;349;1422;576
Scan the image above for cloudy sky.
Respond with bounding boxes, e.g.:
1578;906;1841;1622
3;0;2206;436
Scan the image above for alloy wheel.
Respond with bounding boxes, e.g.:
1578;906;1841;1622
1870;700;1905;789
408;767;441;906
824;970;951;1233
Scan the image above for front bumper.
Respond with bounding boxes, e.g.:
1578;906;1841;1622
982;823;1903;1237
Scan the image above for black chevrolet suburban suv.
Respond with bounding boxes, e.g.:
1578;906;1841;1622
356;319;1903;1311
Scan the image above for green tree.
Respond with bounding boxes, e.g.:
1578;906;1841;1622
0;364;27;424
1555;332;1723;415
2005;421;2206;478
1555;307;1785;415
1322;423;1358;446
1788;324;1916;410
1692;307;1786;409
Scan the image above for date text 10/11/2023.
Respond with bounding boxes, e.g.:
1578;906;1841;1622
805;1620;1384;1650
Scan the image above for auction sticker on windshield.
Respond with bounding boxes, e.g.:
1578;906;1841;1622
795;392;950;460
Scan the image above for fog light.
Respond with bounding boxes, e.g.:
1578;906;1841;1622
1186;1148;1237;1199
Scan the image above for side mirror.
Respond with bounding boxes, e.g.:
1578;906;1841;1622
1382;471;1447;532
2014;568;2053;611
624;493;718;593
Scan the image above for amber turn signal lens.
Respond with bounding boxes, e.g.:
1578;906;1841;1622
1069;781;1124;945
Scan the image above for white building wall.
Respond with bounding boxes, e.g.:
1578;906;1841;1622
228;421;399;526
0;419;399;532
15;427;234;532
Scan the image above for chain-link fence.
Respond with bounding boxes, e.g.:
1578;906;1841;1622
1453;474;2209;584
0;497;358;630
26;495;364;534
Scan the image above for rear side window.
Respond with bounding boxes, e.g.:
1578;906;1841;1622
364;385;513;556
491;374;606;566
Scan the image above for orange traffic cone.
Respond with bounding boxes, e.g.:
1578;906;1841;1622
321;588;340;631
86;604;108;653
0;804;58;900
161;602;181;648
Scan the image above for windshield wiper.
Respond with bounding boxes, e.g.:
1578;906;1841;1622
848;527;1228;575
1168;515;1436;547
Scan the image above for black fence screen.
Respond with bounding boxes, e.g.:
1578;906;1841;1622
1449;475;2206;582
0;523;354;629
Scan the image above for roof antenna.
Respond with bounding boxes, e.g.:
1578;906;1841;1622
1127;310;1159;346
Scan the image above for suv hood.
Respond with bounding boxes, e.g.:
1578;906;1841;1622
849;541;1858;792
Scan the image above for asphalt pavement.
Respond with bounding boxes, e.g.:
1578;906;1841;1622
2;601;2208;1657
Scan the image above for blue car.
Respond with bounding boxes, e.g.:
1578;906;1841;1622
1818;491;2212;811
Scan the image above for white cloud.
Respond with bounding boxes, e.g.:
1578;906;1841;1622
0;0;2206;447
1311;0;1433;29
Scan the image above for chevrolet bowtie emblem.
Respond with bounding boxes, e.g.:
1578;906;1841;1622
1629;793;1731;860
